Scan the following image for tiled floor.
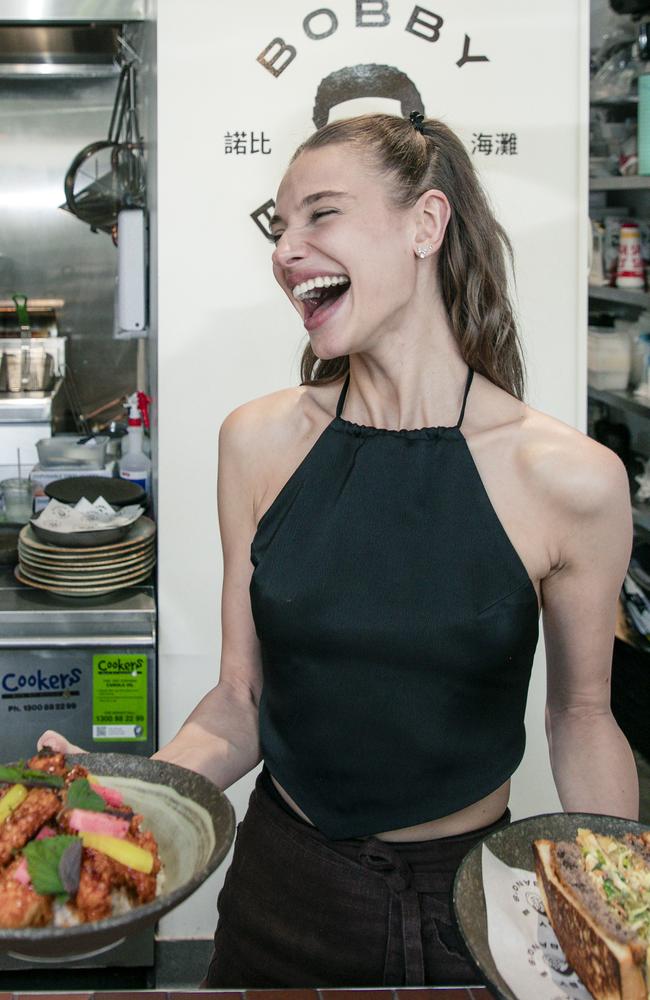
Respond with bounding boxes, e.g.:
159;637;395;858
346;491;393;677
0;990;496;999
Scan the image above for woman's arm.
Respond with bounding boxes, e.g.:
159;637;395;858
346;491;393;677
41;404;265;792
151;405;264;789
540;436;638;818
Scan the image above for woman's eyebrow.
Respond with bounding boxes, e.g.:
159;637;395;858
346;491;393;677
270;190;353;228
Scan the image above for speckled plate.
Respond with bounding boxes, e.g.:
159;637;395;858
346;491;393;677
19;517;155;556
0;753;235;960
14;563;155;596
452;812;650;1000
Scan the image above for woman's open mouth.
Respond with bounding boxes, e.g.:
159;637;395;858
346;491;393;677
292;275;350;333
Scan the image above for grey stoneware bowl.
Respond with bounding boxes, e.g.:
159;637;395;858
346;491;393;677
0;752;236;961
452;811;650;1000
30;510;131;549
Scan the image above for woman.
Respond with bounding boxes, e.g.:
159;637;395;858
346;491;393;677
41;112;638;988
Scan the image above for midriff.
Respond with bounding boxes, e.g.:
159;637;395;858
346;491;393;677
269;772;511;842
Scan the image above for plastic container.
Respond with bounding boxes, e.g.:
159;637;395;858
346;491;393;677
625;313;650;388
36;435;109;469
616;222;645;288
119;392;151;494
639;73;650;176
1;478;33;523
588;328;631;389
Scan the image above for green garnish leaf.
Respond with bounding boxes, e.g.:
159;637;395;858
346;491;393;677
23;835;80;896
603;879;616;899
0;764;64;788
66;778;106;812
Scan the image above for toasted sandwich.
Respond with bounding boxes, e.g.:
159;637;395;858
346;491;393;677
533;829;650;1000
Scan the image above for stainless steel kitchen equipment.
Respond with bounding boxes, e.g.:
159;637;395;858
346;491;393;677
0;565;156;970
0;300;67;467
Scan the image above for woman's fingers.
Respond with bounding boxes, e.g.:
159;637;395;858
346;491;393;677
37;730;87;754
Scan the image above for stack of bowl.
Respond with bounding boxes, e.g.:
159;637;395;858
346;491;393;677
15;477;155;597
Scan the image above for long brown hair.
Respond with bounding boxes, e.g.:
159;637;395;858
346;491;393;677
293;113;526;400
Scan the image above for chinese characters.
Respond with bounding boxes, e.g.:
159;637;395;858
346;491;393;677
472;132;518;156
224;131;272;155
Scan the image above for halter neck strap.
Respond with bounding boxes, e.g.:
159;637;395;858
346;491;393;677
456;367;474;429
334;366;474;428
335;373;350;418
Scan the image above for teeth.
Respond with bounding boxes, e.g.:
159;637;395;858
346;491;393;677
292;275;350;301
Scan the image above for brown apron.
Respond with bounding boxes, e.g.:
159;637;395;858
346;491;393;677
204;769;509;988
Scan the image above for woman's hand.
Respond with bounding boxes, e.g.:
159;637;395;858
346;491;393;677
37;730;86;754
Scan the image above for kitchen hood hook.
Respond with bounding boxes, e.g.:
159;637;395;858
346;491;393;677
117;33;142;66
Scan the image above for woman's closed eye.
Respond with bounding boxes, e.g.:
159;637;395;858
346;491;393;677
269;209;340;245
309;208;339;223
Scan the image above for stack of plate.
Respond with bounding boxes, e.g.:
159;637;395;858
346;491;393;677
16;517;156;596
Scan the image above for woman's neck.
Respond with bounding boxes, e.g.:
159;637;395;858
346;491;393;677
344;331;469;431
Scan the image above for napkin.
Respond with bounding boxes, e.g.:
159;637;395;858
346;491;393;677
34;497;144;533
482;844;592;1000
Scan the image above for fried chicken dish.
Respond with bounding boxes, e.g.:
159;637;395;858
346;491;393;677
0;749;162;928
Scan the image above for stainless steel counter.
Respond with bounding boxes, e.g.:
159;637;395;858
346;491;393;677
0;565;155;644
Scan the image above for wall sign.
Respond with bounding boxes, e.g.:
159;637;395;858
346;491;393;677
232;1;521;239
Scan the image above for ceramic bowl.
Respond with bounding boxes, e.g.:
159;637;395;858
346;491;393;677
453;811;650;1000
0;752;235;960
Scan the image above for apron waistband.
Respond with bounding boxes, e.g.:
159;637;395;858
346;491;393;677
254;770;510;985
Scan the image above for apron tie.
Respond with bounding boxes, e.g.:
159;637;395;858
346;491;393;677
358;838;451;985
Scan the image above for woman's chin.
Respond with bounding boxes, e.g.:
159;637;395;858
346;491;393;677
308;330;351;360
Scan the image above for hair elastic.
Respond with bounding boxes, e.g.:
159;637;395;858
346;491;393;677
409;110;426;134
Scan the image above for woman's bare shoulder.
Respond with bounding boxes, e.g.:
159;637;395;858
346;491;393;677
516;403;629;519
469;373;628;517
219;381;342;457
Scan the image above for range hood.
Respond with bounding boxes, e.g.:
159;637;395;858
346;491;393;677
0;1;145;23
0;1;146;76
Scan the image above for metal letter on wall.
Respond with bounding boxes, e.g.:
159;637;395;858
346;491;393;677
356;0;391;27
405;6;443;42
257;38;297;77
303;8;339;40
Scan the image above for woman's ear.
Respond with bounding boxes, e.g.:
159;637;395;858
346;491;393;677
413;189;451;257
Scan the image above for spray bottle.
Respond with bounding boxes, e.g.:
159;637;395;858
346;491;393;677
120;391;152;493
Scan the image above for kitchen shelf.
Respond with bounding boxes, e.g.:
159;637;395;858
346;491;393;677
591;96;638;105
0;299;64;310
633;504;650;535
590;176;650;190
588;286;650;307
587;384;650;416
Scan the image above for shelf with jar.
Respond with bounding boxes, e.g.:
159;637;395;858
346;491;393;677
589;16;650;301
590;175;650;188
588;284;650;306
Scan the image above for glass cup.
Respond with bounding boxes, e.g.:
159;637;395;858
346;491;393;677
1;478;33;523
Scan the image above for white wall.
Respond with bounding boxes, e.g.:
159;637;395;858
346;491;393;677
156;0;589;939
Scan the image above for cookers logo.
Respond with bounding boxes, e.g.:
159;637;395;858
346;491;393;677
95;657;145;676
2;667;82;694
250;3;489;237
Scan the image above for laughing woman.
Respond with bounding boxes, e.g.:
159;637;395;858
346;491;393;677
41;112;638;988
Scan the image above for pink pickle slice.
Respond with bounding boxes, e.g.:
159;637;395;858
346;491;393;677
67;809;129;838
35;826;56;840
89;782;125;808
12;857;30;886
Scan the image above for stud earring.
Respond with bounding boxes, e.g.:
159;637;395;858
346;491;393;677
416;244;433;259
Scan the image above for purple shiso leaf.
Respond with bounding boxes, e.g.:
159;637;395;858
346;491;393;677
58;838;83;895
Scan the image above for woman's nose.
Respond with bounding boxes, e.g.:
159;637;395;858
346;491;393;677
272;231;307;268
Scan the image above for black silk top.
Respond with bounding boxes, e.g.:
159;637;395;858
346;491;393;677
249;368;540;839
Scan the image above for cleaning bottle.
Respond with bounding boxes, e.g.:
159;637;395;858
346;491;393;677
120;391;152;493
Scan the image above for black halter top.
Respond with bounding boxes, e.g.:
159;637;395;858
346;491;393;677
250;368;540;839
